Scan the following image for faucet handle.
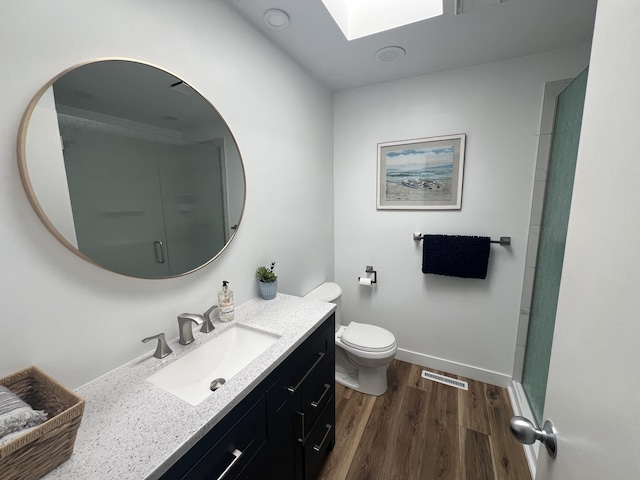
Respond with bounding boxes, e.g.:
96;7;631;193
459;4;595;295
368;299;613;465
141;333;172;359
201;305;218;333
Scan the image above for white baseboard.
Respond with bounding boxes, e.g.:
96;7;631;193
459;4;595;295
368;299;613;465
508;381;538;479
395;348;512;388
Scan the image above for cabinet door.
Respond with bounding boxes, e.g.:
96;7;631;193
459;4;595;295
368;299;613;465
298;358;335;440
303;396;336;480
258;402;298;480
183;396;267;480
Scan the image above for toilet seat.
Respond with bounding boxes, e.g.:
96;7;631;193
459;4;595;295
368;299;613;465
305;282;397;395
341;322;396;352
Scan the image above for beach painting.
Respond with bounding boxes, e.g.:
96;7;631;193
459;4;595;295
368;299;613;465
377;134;465;210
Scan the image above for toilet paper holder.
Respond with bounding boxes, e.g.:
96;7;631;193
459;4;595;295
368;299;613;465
358;266;377;284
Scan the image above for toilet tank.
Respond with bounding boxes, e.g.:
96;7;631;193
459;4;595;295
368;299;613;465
304;282;342;332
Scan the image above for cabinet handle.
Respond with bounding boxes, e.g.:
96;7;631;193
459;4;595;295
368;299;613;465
313;424;333;452
297;411;305;443
216;448;243;480
311;383;331;408
287;352;325;393
154;240;165;264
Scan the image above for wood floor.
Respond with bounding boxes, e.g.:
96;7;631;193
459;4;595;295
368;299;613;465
318;360;530;480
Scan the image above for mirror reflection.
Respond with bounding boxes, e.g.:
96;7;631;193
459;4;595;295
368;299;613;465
19;59;246;278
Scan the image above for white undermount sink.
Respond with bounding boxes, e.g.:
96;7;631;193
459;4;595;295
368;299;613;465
147;325;280;405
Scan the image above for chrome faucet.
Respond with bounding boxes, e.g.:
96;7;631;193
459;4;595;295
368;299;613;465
178;305;218;345
141;333;173;358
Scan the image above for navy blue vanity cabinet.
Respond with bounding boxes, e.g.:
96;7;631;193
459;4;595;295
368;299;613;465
261;314;336;480
159;314;335;480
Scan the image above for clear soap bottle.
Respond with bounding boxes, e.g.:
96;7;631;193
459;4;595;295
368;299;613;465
218;280;234;322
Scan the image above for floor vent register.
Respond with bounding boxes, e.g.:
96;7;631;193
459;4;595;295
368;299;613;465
421;370;468;390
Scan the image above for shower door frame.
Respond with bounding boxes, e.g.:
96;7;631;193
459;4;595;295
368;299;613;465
509;78;572;476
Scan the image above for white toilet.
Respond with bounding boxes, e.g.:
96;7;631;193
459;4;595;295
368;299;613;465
304;282;397;396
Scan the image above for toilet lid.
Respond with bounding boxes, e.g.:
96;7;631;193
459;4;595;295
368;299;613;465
304;282;342;302
341;322;396;352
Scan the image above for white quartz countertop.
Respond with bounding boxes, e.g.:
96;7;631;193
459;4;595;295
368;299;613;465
44;294;335;480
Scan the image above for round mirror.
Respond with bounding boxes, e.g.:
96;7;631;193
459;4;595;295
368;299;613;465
18;59;246;278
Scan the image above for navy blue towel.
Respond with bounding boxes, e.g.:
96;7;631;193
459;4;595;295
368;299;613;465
422;235;491;279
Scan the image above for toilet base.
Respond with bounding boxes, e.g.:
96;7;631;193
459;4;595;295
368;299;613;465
335;364;389;396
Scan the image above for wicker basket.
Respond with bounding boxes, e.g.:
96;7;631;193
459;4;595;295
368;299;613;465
0;366;85;480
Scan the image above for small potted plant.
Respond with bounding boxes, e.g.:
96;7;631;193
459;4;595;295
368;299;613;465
256;261;278;300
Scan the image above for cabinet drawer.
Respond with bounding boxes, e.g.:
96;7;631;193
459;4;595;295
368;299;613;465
303;395;336;480
184;396;267;480
266;315;334;422
298;358;335;439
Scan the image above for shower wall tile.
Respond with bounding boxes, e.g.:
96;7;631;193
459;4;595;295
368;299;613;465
539;80;572;134
515;78;572;383
535;134;552;181
525;226;540;268
520;267;536;309
517;308;531;346
530;180;546;226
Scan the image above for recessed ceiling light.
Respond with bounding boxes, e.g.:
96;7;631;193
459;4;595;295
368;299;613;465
264;9;290;29
375;46;406;63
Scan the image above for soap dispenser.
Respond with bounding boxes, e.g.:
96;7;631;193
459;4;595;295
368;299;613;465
218;280;235;322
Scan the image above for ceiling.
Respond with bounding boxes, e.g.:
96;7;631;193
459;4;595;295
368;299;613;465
223;0;598;92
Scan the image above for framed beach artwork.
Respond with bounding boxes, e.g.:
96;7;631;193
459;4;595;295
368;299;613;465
376;134;466;210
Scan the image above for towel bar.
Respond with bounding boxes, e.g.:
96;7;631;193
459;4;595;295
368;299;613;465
412;233;511;246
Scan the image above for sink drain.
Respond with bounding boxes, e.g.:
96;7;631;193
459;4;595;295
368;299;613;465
210;378;226;391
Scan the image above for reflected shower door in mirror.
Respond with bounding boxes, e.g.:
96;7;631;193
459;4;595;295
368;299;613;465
18;59;246;278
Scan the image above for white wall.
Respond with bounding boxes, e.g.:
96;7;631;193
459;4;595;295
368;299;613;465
0;0;334;388
333;47;590;385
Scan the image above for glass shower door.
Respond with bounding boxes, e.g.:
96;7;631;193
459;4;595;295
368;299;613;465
521;69;588;423
59;114;229;277
155;135;226;275
59;114;171;278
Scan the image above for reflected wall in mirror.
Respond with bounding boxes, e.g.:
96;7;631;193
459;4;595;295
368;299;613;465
18;59;246;278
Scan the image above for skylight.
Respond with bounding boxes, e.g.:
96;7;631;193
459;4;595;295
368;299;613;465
321;0;443;40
